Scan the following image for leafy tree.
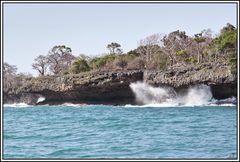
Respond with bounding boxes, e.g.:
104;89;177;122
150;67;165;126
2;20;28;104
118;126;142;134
107;42;121;54
47;45;75;74
213;23;237;72
215;30;236;52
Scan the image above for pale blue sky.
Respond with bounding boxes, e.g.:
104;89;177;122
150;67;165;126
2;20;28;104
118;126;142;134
3;3;237;74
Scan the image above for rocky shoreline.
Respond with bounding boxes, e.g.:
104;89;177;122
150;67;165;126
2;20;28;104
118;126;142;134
3;63;237;105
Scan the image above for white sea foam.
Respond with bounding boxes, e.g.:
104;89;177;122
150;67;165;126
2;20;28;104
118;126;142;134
37;97;46;103
124;103;177;108
208;103;236;107
3;103;31;108
129;82;236;107
61;103;88;107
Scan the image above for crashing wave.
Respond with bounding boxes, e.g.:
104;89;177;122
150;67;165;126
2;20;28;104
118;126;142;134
130;82;177;105
130;82;236;107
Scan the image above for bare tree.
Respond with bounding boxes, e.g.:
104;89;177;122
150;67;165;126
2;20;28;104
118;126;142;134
202;28;213;38
3;62;17;93
114;58;128;70
78;54;91;62
3;62;17;75
193;32;206;64
47;45;76;74
107;42;121;54
201;29;214;62
32;55;48;76
137;33;163;62
127;57;145;70
162;30;191;65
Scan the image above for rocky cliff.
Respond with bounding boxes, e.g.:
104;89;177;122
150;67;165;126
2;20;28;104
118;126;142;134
144;63;237;99
16;70;143;105
3;63;237;105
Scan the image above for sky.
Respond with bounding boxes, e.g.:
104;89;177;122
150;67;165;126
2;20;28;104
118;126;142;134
3;3;237;75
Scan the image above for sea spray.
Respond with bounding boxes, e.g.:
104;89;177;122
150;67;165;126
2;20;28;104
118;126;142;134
130;82;213;106
179;84;213;106
37;97;46;103
130;82;177;105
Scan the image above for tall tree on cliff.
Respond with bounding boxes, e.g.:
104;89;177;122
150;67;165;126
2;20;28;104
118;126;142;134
3;62;17;93
137;33;162;63
200;29;214;62
193;32;206;64
214;23;237;56
107;42;122;54
162;30;191;65
32;55;48;76
214;23;237;74
47;45;76;75
3;63;33;95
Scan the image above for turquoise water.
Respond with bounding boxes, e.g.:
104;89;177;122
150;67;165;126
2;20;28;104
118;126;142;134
3;105;237;159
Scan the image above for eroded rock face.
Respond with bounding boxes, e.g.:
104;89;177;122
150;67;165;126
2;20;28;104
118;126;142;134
144;63;237;99
3;63;237;105
20;70;144;105
144;63;235;87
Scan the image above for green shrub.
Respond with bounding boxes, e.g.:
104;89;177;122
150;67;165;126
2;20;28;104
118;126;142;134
127;50;140;58
63;71;69;75
176;50;187;56
193;37;206;43
70;59;90;74
185;57;197;64
90;54;117;69
158;56;169;69
214;30;236;52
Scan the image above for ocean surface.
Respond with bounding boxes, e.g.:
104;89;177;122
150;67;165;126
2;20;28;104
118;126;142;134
3;104;237;159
